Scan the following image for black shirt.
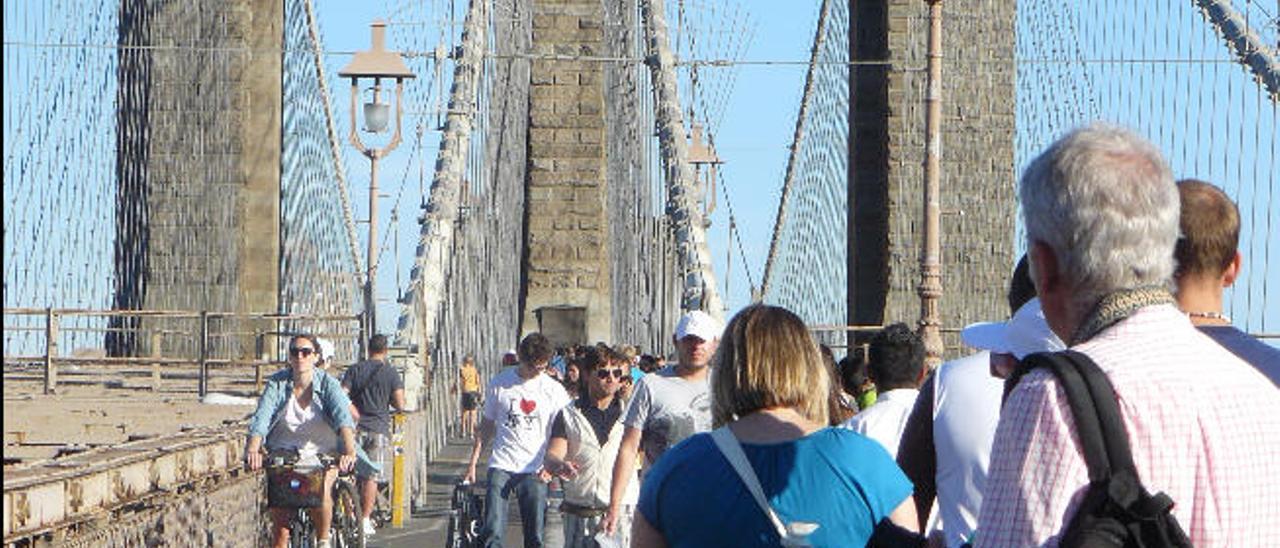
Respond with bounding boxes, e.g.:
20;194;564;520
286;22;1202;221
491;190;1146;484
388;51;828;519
551;397;623;446
341;359;404;435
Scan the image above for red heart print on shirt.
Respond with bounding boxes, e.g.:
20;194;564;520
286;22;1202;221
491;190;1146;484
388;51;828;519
519;398;537;414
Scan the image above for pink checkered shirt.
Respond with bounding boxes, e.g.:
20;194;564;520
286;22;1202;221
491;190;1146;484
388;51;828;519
977;304;1280;547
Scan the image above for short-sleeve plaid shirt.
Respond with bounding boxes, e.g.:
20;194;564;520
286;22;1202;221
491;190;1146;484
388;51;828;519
977;305;1280;547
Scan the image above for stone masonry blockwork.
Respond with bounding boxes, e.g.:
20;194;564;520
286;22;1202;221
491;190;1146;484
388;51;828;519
521;0;613;345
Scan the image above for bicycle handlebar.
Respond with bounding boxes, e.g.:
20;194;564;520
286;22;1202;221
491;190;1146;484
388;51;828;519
263;450;350;471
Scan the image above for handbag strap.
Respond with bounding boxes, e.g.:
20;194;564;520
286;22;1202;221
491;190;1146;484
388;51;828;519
710;426;791;541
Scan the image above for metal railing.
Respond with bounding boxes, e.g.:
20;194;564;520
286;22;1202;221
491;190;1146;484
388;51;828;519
2;308;361;396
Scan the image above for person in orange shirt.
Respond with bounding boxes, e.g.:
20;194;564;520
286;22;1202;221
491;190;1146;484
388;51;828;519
457;356;481;439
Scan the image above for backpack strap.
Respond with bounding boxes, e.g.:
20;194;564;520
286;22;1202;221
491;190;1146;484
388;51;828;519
1021;351;1181;511
1017;351;1114;482
1015;350;1189;547
1058;350;1174;513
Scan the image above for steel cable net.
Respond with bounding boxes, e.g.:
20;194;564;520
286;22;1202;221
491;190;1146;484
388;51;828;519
280;0;363;344
606;0;683;352
4;0;360;360
3;0;120;356
1018;0;1277;336
668;0;754;133
763;0;850;336
388;0;702;374
386;0;531;384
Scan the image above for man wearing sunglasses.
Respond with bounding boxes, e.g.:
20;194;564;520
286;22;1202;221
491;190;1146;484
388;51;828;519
544;346;634;547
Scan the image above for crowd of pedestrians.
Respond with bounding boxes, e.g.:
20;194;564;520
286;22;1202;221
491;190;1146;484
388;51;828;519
252;122;1279;547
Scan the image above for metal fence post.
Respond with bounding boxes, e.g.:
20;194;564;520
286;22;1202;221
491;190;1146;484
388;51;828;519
198;311;209;397
150;330;163;391
44;308;58;394
254;331;266;394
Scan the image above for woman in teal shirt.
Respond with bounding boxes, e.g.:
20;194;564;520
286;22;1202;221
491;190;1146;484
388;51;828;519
634;305;919;547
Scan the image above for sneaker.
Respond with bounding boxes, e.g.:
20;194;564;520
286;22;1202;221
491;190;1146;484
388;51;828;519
362;517;377;536
316;539;332;548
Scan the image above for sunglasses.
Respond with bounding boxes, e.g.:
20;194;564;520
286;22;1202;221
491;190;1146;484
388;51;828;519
595;368;625;380
288;346;316;358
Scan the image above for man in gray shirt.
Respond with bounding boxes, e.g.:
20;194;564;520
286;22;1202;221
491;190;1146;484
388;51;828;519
602;310;722;535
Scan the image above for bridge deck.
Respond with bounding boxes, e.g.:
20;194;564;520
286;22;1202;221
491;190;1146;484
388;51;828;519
373;436;566;547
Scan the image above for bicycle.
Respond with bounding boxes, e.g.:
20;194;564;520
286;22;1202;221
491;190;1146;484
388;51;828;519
445;480;485;548
366;476;393;530
265;452;366;548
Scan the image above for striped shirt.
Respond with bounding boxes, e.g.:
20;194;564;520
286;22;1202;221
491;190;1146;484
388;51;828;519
977;304;1280;547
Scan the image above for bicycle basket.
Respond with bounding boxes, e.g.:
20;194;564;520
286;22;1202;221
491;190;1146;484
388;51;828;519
267;466;326;509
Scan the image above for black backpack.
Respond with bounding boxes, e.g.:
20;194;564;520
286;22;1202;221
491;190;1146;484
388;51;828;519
1008;350;1193;548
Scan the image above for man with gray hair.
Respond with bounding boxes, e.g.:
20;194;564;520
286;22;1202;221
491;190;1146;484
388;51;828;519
977;124;1280;546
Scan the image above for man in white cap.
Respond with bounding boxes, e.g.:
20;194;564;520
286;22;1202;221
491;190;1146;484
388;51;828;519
896;257;1064;547
601;310;721;536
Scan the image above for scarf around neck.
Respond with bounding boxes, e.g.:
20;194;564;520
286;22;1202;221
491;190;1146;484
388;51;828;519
1071;286;1175;345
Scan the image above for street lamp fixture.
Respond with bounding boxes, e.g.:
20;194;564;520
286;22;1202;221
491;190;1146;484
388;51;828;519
339;20;416;356
363;92;391;133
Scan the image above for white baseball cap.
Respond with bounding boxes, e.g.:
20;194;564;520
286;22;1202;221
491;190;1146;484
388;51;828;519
674;310;722;342
961;298;1065;359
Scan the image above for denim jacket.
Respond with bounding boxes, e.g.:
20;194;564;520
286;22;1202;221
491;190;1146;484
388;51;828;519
248;368;381;477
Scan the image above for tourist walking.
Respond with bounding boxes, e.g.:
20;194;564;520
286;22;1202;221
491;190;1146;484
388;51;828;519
544;346;636;547
979;123;1280;545
840;324;925;458
341;334;406;537
601;310;721;536
464;333;572;548
633;305;919;546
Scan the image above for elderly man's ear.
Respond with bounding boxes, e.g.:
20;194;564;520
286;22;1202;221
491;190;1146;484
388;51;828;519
1028;241;1060;297
1029;241;1073;342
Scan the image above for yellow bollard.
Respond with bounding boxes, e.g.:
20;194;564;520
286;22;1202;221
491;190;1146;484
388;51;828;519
391;412;406;527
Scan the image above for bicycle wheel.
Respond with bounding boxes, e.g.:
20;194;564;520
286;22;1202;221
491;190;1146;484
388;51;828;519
445;510;463;548
288;509;314;548
331;480;365;548
373;482;392;528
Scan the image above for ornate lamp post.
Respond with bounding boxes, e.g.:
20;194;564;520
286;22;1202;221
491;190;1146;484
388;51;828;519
918;0;945;369
339;20;415;351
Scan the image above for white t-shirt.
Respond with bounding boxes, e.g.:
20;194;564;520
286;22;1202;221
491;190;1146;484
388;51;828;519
840;388;919;459
267;392;340;463
483;367;571;474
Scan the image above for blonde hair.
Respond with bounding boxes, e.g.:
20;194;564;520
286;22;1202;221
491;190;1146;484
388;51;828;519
711;305;831;427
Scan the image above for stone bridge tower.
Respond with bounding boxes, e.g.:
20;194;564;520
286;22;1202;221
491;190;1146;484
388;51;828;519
847;0;1017;344
520;0;613;348
111;0;282;356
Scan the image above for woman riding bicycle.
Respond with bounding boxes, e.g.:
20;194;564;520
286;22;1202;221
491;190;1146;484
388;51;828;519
244;333;377;548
